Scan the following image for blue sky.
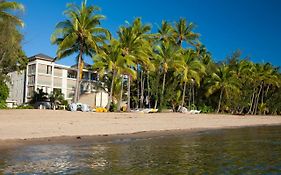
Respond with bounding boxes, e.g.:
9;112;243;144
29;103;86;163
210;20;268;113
16;0;281;66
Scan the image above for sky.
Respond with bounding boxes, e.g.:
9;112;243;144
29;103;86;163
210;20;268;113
16;0;281;67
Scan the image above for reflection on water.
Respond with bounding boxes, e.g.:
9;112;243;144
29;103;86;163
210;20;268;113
1;126;281;174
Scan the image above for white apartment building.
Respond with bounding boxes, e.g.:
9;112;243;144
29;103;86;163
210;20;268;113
7;54;108;107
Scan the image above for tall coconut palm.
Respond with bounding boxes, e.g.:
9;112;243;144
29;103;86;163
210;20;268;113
0;0;26;77
0;0;24;27
93;39;136;111
206;64;240;113
154;42;182;109
157;20;175;44
235;59;256;113
195;43;213;65
178;49;205;107
93;40;121;110
118;18;152;111
116;65;137;111
251;63;280;114
174;18;199;47
51;0;110;102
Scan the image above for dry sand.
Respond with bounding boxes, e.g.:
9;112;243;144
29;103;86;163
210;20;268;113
0;109;281;141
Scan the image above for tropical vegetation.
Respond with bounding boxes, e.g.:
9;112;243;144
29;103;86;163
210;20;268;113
51;0;110;103
1;0;281;115
0;0;26;108
50;1;281;115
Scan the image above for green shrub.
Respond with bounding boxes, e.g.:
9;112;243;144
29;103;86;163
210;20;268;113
199;105;214;113
0;101;7;109
109;103;117;112
0;81;9;102
16;104;34;109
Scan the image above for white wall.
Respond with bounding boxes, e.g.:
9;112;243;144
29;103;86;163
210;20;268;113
62;69;68;99
7;71;25;105
95;90;108;108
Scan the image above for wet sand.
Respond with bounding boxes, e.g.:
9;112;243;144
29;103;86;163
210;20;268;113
0;109;281;147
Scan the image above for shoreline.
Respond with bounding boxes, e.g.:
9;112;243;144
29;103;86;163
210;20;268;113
1;124;281;150
1;109;281;148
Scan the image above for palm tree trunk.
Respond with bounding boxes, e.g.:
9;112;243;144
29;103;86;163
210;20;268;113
127;75;131;112
181;81;187;107
117;76;124;112
97;78;103;107
74;49;83;103
107;71;116;111
140;70;144;108
254;83;263;115
265;85;270;96
136;66;140;109
160;72;166;110
154;99;158;109
100;90;103;107
188;84;192;109
192;82;195;107
239;107;245;114
154;69;161;109
251;94;256;115
94;91;97;108
261;86;265;104
162;72;166;95
147;72;151;108
247;90;256;114
217;89;223;113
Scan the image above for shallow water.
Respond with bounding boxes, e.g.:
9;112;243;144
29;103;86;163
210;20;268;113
1;126;281;174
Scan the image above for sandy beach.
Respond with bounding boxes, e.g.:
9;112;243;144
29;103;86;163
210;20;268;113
0;109;281;142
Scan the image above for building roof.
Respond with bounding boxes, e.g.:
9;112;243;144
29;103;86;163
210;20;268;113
71;62;93;69
29;53;54;62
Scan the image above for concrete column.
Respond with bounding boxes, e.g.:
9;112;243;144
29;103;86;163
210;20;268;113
35;62;38;91
24;65;29;103
62;69;68;99
51;63;54;93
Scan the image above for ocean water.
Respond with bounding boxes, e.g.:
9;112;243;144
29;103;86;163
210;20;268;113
1;126;281;174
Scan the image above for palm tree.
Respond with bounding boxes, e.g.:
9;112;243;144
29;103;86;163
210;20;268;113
206;64;240;113
178;49;205;108
157;20;175;44
51;0;110;103
0;0;24;27
30;88;48;105
117;65;137;111
154;42;182;109
251;63;280;114
174;18;199;47
93;39;136;111
50;89;66;110
0;0;26;78
234;59;256;113
118;18;152;111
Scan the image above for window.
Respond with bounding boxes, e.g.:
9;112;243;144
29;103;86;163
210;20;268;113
47;65;52;75
67;70;77;79
27;86;35;97
28;75;35;85
28;64;36;75
83;72;89;80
